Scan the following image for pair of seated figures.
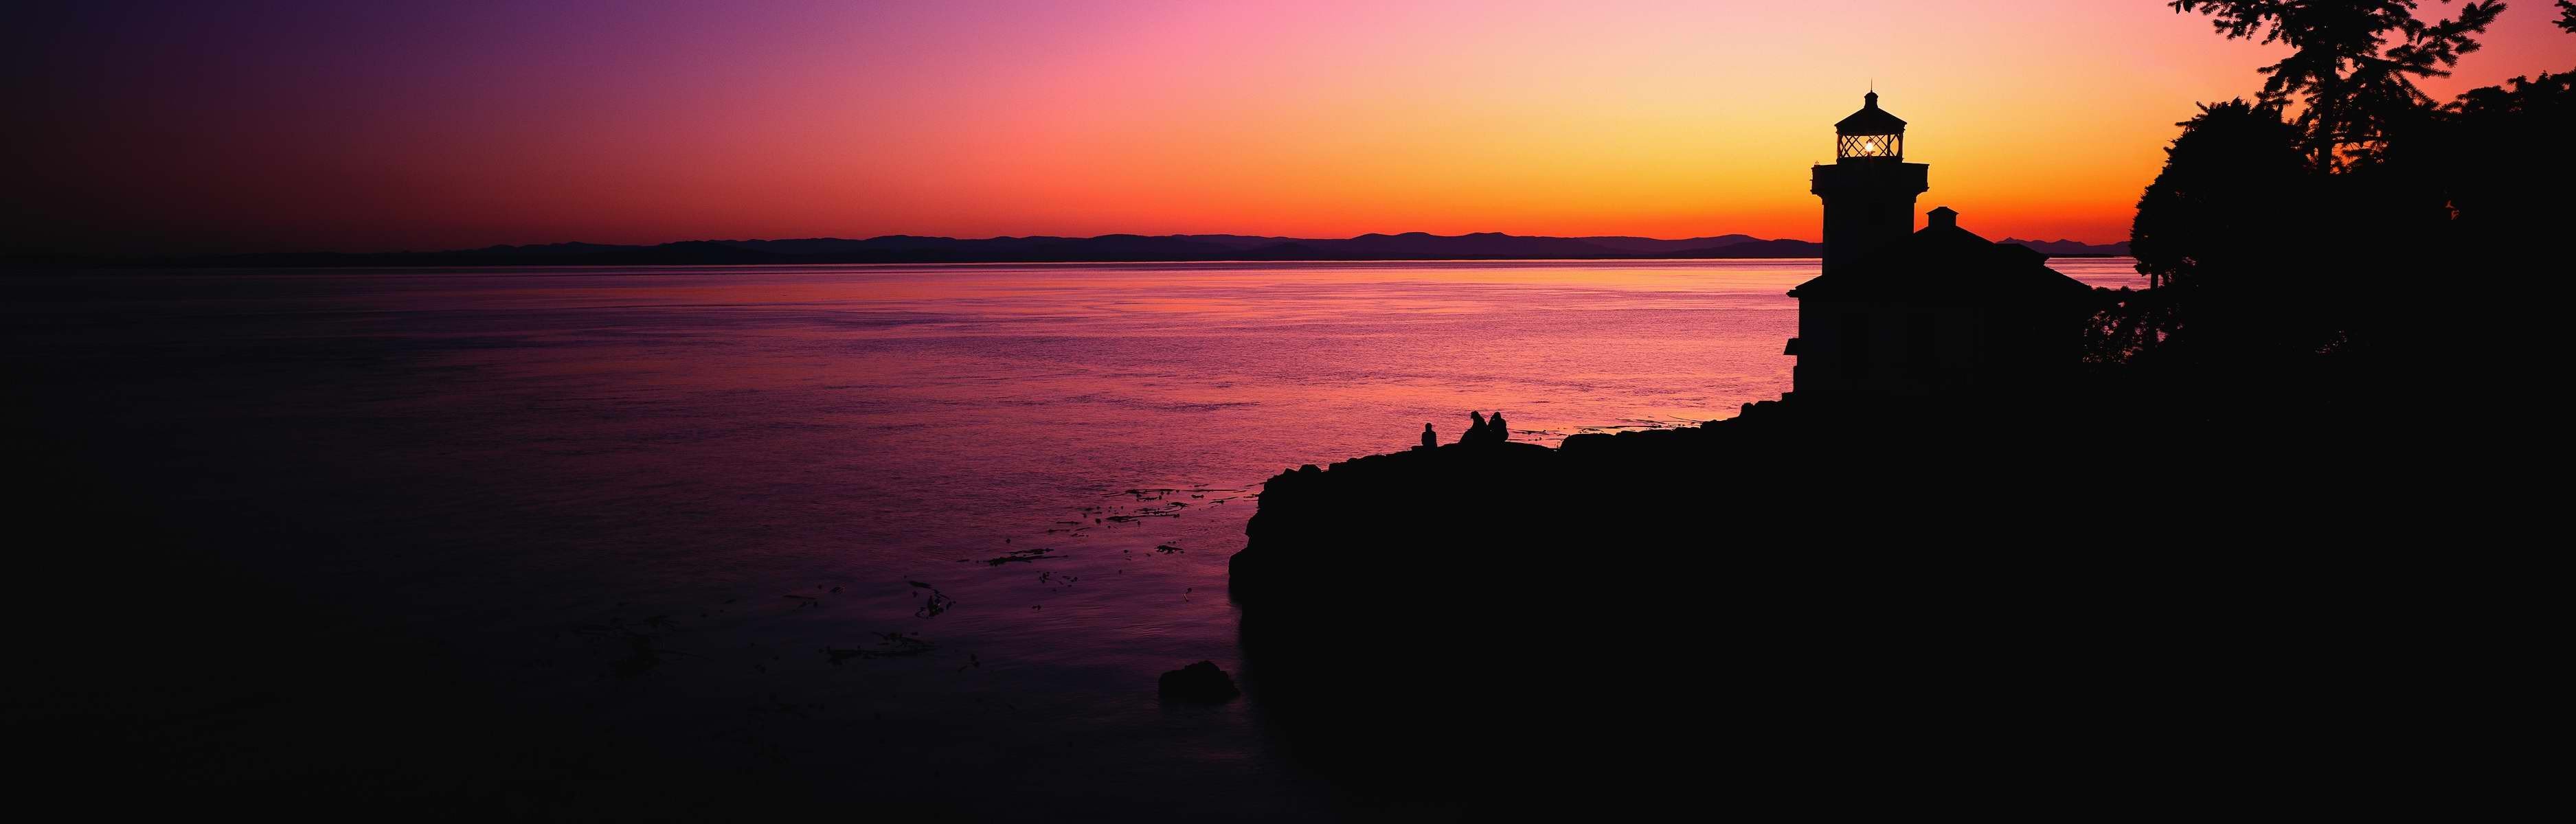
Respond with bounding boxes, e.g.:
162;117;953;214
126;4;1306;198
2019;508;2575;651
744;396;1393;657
1421;411;1507;448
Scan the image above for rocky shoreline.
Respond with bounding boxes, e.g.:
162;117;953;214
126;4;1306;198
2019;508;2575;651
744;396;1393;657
1220;394;2430;810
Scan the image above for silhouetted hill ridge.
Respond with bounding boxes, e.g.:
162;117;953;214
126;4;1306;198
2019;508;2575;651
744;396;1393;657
1575;234;1764;253
1996;237;2132;255
15;231;2140;268
1671;238;1824;258
462;242;644;255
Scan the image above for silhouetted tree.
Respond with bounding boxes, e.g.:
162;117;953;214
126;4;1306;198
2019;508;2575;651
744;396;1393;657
2131;100;2310;293
2117;1;2568;379
2079;287;2171;366
2171;1;2505;170
2127;99;2331;363
2437;70;2576;243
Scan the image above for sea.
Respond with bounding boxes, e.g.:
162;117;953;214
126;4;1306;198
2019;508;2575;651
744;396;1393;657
5;258;2143;819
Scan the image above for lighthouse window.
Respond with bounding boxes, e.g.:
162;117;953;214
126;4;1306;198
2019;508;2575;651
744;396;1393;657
1836;133;1903;159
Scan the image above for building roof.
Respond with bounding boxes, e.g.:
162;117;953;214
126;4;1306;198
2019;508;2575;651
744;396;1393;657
1835;91;1908;135
1792;210;2094;304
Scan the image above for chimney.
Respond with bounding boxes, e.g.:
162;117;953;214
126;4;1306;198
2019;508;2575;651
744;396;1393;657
1926;206;1957;230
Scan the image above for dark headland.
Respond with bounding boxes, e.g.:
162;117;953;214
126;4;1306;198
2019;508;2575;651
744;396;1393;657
1226;391;2426;812
1221;85;2545;815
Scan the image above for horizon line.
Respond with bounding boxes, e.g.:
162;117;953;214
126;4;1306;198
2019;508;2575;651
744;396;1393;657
36;229;2133;260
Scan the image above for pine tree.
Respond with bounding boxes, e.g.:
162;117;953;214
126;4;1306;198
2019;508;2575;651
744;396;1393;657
2171;1;2505;169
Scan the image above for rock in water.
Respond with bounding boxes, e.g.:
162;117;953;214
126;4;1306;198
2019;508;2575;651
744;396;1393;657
1157;661;1240;702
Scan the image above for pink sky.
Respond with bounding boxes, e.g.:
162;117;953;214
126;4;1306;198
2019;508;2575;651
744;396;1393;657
8;0;2570;253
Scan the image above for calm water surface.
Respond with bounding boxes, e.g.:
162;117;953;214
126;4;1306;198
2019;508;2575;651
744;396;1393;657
10;258;2141;816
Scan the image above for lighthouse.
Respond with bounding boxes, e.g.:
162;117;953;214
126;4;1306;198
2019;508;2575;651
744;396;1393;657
1786;91;2096;399
1810;91;1928;275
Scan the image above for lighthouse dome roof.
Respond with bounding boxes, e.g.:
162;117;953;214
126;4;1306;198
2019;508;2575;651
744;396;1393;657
1835;91;1908;135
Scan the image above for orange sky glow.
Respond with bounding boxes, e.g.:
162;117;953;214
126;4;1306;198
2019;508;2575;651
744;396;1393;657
8;1;2571;253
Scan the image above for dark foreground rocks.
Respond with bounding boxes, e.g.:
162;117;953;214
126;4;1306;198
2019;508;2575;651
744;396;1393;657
1157;661;1240;702
1228;396;2500;815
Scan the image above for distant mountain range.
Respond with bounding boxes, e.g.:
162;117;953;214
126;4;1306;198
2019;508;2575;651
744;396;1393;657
1996;238;2131;256
22;231;2131;268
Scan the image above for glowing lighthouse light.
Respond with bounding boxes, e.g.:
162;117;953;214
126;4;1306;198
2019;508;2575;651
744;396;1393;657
1833;90;1906;161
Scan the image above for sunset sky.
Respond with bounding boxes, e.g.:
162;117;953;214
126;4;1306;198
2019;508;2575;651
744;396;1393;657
8;1;2570;253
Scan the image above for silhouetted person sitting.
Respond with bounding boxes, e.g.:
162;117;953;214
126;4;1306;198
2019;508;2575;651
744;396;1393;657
1487;411;1508;443
1461;411;1487;444
1421;423;1437;449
